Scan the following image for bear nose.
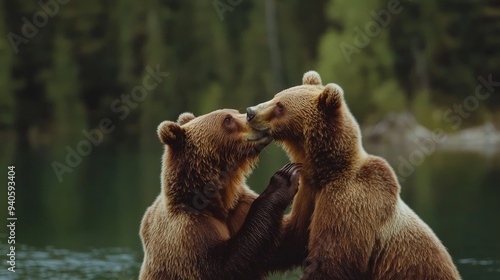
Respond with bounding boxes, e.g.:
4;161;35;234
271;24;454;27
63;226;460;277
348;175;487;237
246;107;256;121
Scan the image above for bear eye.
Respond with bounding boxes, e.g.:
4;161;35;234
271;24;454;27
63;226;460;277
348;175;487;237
223;116;233;125
276;102;284;111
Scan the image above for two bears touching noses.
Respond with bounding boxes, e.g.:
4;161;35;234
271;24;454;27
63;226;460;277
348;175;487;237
139;71;461;280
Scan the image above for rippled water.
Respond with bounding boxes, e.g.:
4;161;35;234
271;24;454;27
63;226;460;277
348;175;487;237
1;244;499;279
0;244;141;280
457;258;500;276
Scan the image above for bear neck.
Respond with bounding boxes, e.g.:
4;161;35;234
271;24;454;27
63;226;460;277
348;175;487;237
161;153;245;218
295;109;365;188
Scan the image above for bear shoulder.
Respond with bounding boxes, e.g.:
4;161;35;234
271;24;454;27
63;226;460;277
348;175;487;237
356;156;400;211
358;156;398;189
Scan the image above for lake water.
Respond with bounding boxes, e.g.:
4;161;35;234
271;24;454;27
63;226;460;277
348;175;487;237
1;144;499;279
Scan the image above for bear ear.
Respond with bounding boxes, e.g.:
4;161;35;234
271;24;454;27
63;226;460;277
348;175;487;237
157;121;185;146
317;83;344;114
303;70;322;85
177;112;195;125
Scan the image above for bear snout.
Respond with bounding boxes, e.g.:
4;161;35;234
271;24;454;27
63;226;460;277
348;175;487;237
246;107;256;121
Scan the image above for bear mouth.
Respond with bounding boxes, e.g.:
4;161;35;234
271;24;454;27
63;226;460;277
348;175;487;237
246;129;272;143
247;122;271;132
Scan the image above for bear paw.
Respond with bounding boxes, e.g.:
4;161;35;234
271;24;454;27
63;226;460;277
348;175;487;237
262;163;302;203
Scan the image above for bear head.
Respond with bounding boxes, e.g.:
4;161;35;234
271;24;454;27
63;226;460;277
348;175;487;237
158;109;272;212
246;71;363;180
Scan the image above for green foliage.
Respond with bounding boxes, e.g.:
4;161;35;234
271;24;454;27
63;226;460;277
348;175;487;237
411;89;434;128
390;0;500;111
317;0;408;122
42;32;87;144
0;0;15;127
199;82;224;113
0;0;17;169
3;0;496;154
372;80;406;113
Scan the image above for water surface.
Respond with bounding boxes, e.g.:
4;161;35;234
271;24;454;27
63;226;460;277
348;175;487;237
1;145;499;279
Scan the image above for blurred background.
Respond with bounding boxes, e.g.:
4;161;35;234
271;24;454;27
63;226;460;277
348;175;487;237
0;0;499;279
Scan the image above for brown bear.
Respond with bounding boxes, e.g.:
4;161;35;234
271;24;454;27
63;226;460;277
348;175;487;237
246;71;461;280
139;109;303;280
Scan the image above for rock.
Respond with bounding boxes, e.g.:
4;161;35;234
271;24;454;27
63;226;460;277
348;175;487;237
363;112;500;155
439;122;500;154
363;112;432;145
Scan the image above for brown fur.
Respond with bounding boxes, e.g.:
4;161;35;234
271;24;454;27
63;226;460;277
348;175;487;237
247;71;461;279
140;109;300;280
